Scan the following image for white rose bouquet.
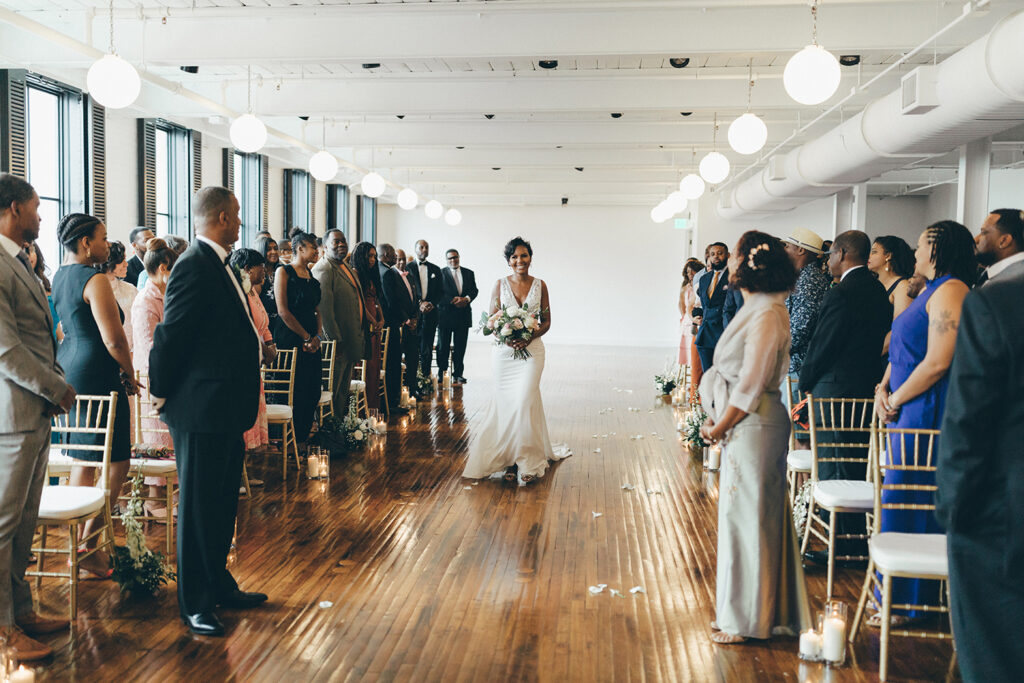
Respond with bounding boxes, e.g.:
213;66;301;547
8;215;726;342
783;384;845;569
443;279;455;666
478;302;544;360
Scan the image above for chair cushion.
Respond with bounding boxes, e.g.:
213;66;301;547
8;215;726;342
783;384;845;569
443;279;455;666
870;533;948;577
266;404;293;421
318;390;332;406
787;449;812;472
130;458;177;475
38;486;106;521
813;480;874;511
349;380;366;393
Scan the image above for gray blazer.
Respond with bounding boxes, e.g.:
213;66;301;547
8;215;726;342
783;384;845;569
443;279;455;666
0;248;67;432
312;257;365;364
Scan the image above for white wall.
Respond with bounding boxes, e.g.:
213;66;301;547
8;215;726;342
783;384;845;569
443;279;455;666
378;204;690;347
989;169;1024;212
104;109;138;246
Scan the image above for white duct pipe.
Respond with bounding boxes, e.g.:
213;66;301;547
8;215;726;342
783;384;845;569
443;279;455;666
718;9;1024;220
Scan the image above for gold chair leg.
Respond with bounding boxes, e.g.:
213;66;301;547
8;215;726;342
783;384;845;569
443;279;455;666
849;559;874;642
826;512;837;600
880;572;893;682
166;479;175;557
241;460;252;499
68;522;78;622
35;525;48;592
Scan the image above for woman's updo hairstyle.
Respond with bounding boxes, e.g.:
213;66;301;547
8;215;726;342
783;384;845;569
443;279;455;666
873;235;915;279
923;220;977;286
97;240;126;274
730;230;797;294
56;213;102;253
503;236;533;262
290;230;318;252
228;247;265;271
143;237;179;275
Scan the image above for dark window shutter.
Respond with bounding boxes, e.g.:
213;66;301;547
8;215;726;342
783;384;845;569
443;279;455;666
191;130;202;195
261;154;269;230
137;118;156;230
355;192;363;243
0;69;28;177
222;148;234;191
311;181;317;232
86;97;106;223
283;168;293;230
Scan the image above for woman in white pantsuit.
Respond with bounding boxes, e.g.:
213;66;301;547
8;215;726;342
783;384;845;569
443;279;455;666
699;231;812;644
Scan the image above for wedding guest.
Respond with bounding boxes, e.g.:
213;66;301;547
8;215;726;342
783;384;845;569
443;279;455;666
439;249;478;385
379;243;418;413
937;264;1024;683
279;237;294;266
149;186;267;637
799;230;892;566
98;241;138;349
274;232;322;445
868;235;915;357
819;239;833;279
0;173;76;660
694;242;730;371
124;226;154;286
723;280;744;327
679;258;702;366
53;213;140;580
975;208;1024;286
351;242;385;412
781;228;830;387
25;241;60;341
699;231;810;644
410;240;444;382
314;230;364;415
131;237;179;521
137;235;187;290
395;248;408;271
872;221;974;626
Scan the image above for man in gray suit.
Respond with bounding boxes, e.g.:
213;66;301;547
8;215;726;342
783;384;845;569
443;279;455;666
974;209;1024;286
313;230;365;414
0;174;76;659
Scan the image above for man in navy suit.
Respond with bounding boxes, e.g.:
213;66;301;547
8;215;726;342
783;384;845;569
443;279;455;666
409;240;443;384
150;187;267;637
694;242;731;371
378;243;419;412
438;249;479;384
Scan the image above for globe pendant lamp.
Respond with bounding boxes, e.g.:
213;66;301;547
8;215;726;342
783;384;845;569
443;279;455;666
698;115;730;184
728;62;768;156
361;172;386;198
425;199;444;219
783;2;841;105
308;118;338;182
650;202;670;224
666;191;688;214
397;188;418;210
679;173;705;201
444;208;462;226
230;66;267;153
86;2;141;110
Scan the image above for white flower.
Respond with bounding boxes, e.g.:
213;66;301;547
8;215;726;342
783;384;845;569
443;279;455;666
524;316;538;330
353;430;364;440
241;270;252;295
500;324;513;337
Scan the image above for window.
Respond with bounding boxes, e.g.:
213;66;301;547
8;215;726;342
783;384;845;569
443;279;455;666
356;195;376;245
326;183;349;240
232;151;264;246
153;123;192;238
284;169;311;233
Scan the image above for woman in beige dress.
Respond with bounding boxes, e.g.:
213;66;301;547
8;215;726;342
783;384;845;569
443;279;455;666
699;231;812;644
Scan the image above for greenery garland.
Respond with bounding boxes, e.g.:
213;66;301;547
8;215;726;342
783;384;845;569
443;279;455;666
111;471;176;597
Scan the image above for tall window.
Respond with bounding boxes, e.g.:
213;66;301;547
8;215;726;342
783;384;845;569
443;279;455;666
357;195;376;245
284;169;311;232
153;123;192;238
326;184;349;241
232;151;264;246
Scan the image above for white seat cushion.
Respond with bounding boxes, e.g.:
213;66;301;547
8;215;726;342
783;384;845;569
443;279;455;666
813;480;874;511
318;390;332;406
38;486;106;520
349;380;366;393
130;458;177;475
787;449;812;472
266;404;293;421
870;533;948;577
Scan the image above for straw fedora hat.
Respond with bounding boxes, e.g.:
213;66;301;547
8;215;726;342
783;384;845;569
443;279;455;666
781;228;825;255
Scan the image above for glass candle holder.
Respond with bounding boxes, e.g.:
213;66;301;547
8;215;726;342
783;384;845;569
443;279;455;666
707;443;722;471
822;599;848;666
307;446;326;479
317;448;330;480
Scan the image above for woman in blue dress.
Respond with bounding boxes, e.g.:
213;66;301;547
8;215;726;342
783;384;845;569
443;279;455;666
872;220;976;625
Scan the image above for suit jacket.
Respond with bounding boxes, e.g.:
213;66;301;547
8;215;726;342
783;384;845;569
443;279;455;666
149;240;260;434
439;266;479;329
0;247;67;432
409;260;444;316
723;285;744;328
312;257;364;363
799;266;892;397
937;272;1024;574
381;266;418;328
694;267;730;349
125;254;144;287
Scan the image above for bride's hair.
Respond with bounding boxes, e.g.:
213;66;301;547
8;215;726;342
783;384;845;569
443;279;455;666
503;236;533;262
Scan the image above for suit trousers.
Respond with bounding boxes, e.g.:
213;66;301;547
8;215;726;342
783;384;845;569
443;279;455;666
0;421;50;626
170;429;244;615
384;325;404;411
437;325;469;377
333;361;356;416
418;313;439;377
696;345;716;373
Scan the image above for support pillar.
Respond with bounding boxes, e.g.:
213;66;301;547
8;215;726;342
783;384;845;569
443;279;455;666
956;137;991;231
832;183;868;236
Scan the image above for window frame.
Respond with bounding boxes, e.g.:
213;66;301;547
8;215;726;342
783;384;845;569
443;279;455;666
154;120;192;238
232;150;264;246
284;168;312;233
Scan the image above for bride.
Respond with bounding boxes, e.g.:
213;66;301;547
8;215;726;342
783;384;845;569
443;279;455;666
462;237;572;485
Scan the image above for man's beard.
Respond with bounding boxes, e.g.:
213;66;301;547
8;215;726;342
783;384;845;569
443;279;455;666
975;250;996;267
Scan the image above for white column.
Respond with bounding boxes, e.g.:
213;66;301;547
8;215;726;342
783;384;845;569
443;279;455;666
956;137;991;231
832;183;867;236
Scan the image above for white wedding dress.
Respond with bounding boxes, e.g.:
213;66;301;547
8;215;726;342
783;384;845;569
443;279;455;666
463;276;572;484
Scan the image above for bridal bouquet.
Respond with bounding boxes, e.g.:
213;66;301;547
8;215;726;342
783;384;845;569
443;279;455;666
479;303;542;360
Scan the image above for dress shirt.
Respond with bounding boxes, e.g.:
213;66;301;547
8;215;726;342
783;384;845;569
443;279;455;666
452;266;462;295
840;264;864;282
0;232;22;258
418;261;429;299
195;235;262;352
395;265;414;300
982;251;1024;283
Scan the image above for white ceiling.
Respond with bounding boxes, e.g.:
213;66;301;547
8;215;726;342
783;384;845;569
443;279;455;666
1;0;1022;206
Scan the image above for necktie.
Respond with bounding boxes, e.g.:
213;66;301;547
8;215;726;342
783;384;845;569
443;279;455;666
454;268;462;295
976;270;989;287
709;270;721;297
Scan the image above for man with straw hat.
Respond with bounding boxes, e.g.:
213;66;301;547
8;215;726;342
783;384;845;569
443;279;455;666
782;228;831;390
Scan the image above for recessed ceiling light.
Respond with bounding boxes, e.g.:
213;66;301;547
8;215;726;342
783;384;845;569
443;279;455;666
839;55;861;66
610;113;623;119
484;114;495;120
362;63;381;69
574;167;584;172
456;146;465;149
669;58;690;69
680;112;693;117
538;60;558;69
396;115;405;120
298;116;309;121
180;66;198;74
492;167;501;171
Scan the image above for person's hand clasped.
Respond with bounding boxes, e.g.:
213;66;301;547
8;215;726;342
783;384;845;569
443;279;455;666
122;373;142;397
303;336;321;353
507;338;529;351
262;341;277;365
700;418;721;444
874;385;899;423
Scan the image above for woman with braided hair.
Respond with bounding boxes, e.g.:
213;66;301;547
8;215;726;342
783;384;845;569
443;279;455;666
52;213;140;580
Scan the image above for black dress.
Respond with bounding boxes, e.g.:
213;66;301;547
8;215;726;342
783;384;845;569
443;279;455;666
273;265;322;442
53;263;131;462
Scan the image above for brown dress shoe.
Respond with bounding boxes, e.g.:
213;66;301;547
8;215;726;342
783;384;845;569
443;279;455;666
1;627;53;660
16;612;70;636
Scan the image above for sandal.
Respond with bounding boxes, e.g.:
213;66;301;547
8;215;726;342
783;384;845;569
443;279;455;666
710;631;747;644
503;466;518;483
520;473;536;485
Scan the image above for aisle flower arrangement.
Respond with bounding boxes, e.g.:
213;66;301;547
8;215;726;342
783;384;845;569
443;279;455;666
317;397;388;451
478;303;542;360
653;371;678;396
793;480;814;541
415;370;435;397
112;471;176;598
684;404;709;451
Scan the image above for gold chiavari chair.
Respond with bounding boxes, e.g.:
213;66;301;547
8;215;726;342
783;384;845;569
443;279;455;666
350;362;369;419
378;327;390;416
127;372;179;555
318;340;337;422
849;426;950;682
784;375;813;507
263;348;301;477
30;392;118;620
800;394;876;600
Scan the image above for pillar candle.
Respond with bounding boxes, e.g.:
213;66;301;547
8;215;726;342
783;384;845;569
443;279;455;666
9;666;36;683
822;615;846;663
708;444;722;470
799;629;822;659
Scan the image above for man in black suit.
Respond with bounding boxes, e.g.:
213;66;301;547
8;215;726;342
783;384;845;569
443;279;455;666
723;284;744;328
799;230;892;565
974;208;1024;287
409;239;443;384
694;242;730;370
124;226;154;286
150;187;267;637
937;270;1024;682
438;249;479;384
378;243;419;412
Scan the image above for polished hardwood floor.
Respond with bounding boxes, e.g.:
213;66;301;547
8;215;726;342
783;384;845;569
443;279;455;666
34;344;958;682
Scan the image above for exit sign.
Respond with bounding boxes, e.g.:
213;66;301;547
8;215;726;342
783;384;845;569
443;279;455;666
674;218;689;230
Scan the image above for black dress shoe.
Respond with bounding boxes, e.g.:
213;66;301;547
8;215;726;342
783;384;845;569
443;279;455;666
218;589;268;609
455;376;467;384
182;612;224;637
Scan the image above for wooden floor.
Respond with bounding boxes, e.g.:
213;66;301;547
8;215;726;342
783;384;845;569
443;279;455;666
35;344;958;682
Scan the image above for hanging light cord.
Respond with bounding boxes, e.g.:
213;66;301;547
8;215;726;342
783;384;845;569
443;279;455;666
108;0;114;54
712;112;718;147
811;0;819;46
247;65;253;114
746;60;754;112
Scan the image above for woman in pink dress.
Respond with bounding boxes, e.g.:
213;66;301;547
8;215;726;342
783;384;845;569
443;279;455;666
131;238;178;520
230;248;277;451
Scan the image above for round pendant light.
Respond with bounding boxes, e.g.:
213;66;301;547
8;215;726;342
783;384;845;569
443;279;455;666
360;172;386;198
444;208;462;226
699;151;731;184
230;114;267;153
666;191;688;214
650;202;671;224
679;173;706;200
425;199;444;219
397;188;418;210
784;44;841;105
86;54;141;110
308;151;338;182
728;113;768;155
